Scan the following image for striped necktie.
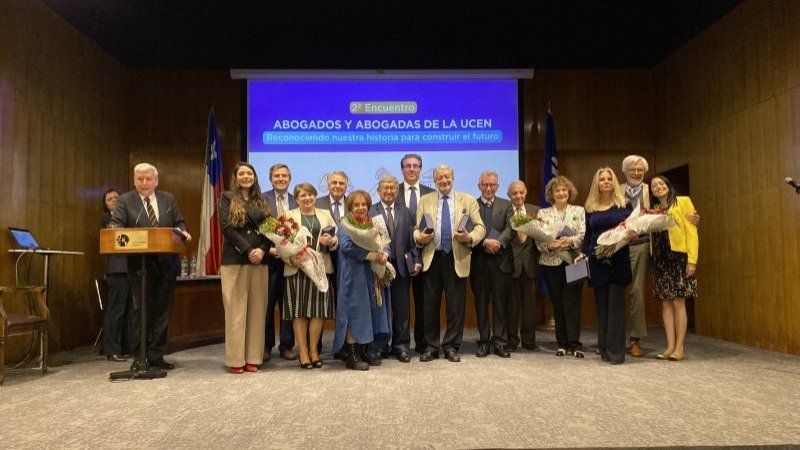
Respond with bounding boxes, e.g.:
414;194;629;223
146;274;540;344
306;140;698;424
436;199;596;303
145;197;158;227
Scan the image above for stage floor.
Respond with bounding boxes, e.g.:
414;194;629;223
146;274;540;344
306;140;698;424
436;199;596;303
2;327;800;449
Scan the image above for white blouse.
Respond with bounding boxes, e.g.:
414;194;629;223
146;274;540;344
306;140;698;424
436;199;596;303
534;204;586;267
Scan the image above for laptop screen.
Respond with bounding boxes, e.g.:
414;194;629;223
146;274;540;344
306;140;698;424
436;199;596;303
8;227;41;249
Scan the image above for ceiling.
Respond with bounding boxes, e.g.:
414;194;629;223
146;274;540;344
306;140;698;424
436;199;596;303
41;0;743;70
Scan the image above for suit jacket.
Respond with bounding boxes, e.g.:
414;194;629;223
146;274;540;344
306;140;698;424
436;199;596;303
218;191;271;266
281;208;338;276
110;190;187;276
398;182;435;211
263;189;297;217
315;195;347;222
369;201;420;278
413;190;485;278
652;196;699;264
471;197;514;275
621;181;651;209
509;202;541;279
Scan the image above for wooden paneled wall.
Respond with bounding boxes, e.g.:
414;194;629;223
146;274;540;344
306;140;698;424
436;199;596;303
523;70;658;326
654;0;800;354
0;0;130;359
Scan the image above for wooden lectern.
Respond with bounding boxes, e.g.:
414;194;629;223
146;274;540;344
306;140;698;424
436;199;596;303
100;228;186;380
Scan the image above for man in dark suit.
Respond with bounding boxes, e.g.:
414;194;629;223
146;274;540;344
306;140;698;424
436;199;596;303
506;180;541;351
262;163;297;361
369;174;421;363
110;163;190;370
397;153;434;353
414;164;485;363
469;171;514;358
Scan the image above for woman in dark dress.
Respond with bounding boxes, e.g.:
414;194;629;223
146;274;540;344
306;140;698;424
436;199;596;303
650;175;698;361
577;168;636;365
101;188;131;362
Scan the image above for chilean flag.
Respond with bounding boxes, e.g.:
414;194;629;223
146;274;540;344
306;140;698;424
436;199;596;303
197;109;224;276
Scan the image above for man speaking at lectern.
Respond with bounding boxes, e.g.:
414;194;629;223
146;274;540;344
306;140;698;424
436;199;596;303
111;163;191;370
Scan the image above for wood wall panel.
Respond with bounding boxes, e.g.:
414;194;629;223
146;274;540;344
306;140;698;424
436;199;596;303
655;0;800;354
0;0;130;359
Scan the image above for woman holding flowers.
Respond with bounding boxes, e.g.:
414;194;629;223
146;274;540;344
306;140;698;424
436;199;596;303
649;175;698;361
218;162;272;374
332;190;392;371
282;183;337;369
577;168;635;365
535;176;587;358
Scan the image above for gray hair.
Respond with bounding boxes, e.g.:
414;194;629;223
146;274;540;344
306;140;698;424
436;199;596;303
621;155;649;174
507;180;527;196
478;170;499;182
378;174;399;188
433;164;454;179
133;162;159;179
329;171;349;183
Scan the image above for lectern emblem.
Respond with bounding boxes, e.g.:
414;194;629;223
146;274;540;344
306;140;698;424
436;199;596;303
116;234;130;247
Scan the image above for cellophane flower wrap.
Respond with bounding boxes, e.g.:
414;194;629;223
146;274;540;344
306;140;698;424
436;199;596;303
259;215;329;293
339;213;396;307
594;204;676;259
512;211;575;264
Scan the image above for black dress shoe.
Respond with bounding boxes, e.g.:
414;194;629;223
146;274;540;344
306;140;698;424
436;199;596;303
444;349;461;362
364;353;382;366
494;345;511;358
106;354;128;362
280;349;298;361
151;359;175;370
419;351;439;362
475;342;490;357
397;351;411;363
522;344;541;352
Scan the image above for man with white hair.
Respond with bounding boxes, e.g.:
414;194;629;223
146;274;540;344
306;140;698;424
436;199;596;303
111;162;191;371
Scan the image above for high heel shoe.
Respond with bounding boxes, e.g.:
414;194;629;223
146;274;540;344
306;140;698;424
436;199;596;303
656;351;672;360
230;366;244;374
668;352;685;361
244;363;259;372
311;360;323;368
299;360;313;369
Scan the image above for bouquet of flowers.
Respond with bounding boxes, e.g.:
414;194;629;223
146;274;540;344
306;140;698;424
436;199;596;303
511;212;576;264
259;215;329;292
594;205;676;260
339;213;396;307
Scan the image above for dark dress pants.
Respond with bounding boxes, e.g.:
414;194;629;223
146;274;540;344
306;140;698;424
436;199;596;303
129;256;177;361
103;273;131;355
594;283;627;363
266;264;294;352
411;272;426;351
423;251;467;353
390;273;411;353
543;264;583;351
470;262;511;346
508;274;537;348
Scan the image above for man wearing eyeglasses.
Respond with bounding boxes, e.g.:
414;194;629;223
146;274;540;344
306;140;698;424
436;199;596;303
397;153;435;354
469;171;514;358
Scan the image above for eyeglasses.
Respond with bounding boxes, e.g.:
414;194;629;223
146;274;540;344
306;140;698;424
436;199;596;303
479;183;498;188
402;164;421;169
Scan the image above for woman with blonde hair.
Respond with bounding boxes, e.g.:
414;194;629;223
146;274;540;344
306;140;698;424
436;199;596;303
218;162;272;374
577;168;635;365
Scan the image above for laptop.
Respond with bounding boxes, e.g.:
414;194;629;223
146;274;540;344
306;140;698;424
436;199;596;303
8;227;42;250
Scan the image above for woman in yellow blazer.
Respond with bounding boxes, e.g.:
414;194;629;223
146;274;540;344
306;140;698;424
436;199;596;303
282;182;338;369
649;175;698;361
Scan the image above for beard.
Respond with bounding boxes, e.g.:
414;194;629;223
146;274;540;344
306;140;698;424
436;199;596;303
626;178;643;187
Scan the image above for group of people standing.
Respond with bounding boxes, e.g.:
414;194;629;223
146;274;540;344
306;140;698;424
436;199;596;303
100;153;699;373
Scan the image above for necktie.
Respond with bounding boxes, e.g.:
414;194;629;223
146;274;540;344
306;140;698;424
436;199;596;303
440;195;452;253
386;205;395;240
409;186;417;216
516;208;527;244
277;195;285;216
482;201;493;228
333;201;341;221
145;197;158;227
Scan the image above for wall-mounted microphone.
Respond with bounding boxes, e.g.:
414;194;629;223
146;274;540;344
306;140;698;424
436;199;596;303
134;203;144;227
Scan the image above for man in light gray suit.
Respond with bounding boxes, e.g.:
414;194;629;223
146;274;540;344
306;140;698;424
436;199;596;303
506;180;541;352
469;171;515;358
111;162;191;370
262;163;297;361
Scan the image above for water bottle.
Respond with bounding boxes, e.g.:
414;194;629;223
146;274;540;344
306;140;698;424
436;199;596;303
189;256;198;278
180;257;189;278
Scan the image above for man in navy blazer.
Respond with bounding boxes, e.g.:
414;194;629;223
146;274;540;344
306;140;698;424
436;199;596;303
369;174;421;363
262;163;297;361
397;153;434;353
110;163;190;370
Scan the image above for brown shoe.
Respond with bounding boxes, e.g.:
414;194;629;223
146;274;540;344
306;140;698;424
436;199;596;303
280;349;298;360
630;341;644;357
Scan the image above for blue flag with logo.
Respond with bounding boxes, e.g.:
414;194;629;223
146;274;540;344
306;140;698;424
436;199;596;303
539;108;558;296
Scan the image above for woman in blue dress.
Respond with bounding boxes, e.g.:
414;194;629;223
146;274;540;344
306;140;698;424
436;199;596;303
578;168;635;365
332;190;392;371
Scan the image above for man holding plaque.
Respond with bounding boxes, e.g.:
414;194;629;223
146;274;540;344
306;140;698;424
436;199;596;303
369;175;421;363
110;163;190;370
469;171;514;358
414;164;485;363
